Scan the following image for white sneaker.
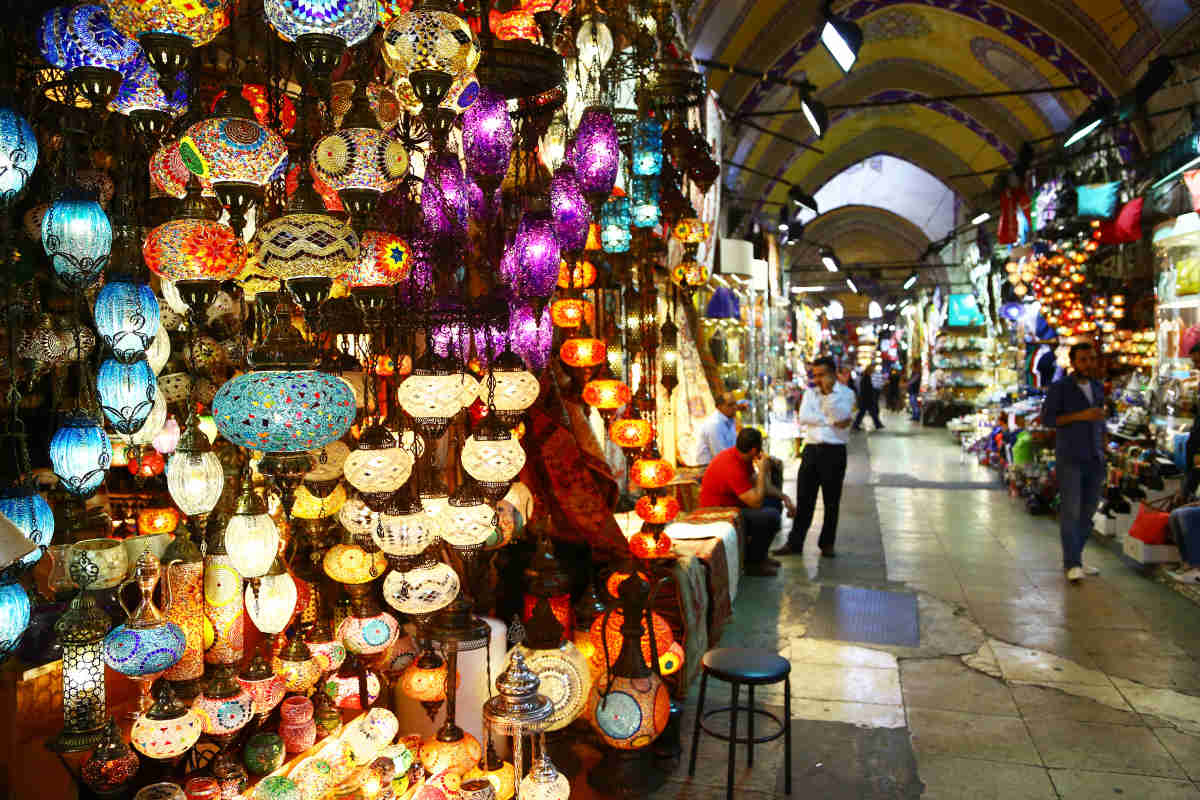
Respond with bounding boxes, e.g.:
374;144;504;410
1066;567;1085;583
1082;563;1100;576
1169;567;1200;584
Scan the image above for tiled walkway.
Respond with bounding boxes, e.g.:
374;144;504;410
651;413;1200;799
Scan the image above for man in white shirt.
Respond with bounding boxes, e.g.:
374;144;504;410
694;392;740;467
773;355;857;558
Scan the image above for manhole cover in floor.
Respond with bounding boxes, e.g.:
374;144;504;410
806;585;919;647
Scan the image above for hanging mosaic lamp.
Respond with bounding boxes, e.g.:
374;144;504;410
609;414;653;452
461;416;526;500
509;302;552;371
519;750;570;800
273;632;320;694
324;664;382;710
212;370;356;453
193;666;254;742
582;373;631;413
143;178;246;281
550;297;589;329
41;4;141;107
599;191;631;253
344;424;414;494
632;117;663;176
558;258;597;290
631;446;675;489
371;493;437;556
382;559;460;616
244;559;298;635
323;540;388;583
130;682;202;761
422;151;470;238
338;609;402;656
265;0;377;87
399;648;452;717
396;354;471;438
97;356;157;434
568;106;619;198
53;560;111;752
306;621;347;673
50;413;112;497
461;86;512;187
630;175;660;228
166;413;225;516
503;210;560;302
237;651;287;718
559;336;606;368
80;718;140;796
382;1;481;83
575;10;613;71
43;187;112;289
0;108;38;205
104;0;227;100
442;479;495;551
109;56;187;122
481;350;540;427
223;475;279;580
0;487;54;571
255;211;359;281
0;580;30;665
94;276;160;363
549;165;591;253
348;230;412;288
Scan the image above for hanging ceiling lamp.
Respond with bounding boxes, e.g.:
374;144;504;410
482;350;540;427
348;229;412;288
273;631;320;694
97;357;157;435
212;370;357;454
461;86;513;191
94;275;159;364
549;165;591;255
130;683;202;762
0;108;38;206
550;297;589;329
630;175;660;228
166;412;225;517
40;4;141;108
103;0;227;97
237;649;287;718
43;187;112;290
503;210;560;308
569;106;620;202
265;0;377;92
382;1;480;86
422;151;470;238
223;473;279;581
575;8;613;72
344;424;414;494
244;558;297;636
599;191;631;253
372;490;437;557
382;558;460;616
560;335;606;369
144;178;245;281
0;488;53;572
396;353;470;439
558;258;597;290
631;445;675;490
583;371;631;421
461;415;526;502
609;413;653;455
442;478;495;551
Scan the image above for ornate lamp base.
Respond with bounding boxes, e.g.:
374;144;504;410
51;725;106;754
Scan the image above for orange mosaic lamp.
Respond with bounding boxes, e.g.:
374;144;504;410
672;217;710;244
560;337;606;368
588;608;679;675
557;259;597;289
629;529;673;560
549;297;590;329
137;507;180;535
604;570;649;600
634;494;679;525
584;222;602;251
631;453;675;490
582;377;631;411
609;416;653;451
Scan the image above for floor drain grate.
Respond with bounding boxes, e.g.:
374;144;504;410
806;585;920;647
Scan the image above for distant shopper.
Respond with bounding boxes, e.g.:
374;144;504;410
853;364;885;431
774;356;856;558
885;367;902;412
907;366;922;422
694;392;740;467
1041;341;1106;583
699;427;794;577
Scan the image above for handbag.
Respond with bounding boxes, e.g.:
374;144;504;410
1129;496;1173;544
1076;181;1121;219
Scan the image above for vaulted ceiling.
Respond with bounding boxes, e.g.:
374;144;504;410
688;0;1200;286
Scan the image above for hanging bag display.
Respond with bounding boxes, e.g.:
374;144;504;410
1076;181;1121;220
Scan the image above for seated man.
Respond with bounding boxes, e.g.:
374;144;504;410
698;427;793;577
693;392;740;468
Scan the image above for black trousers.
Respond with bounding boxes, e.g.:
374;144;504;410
740;508;781;565
853;401;883;429
787;443;848;551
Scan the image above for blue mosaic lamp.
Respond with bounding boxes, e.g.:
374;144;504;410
212;370;357;453
50;413;112;498
0;580;30;664
40;5;142;108
0;108;38;206
97;357;158;435
42;188;112;290
264;0;377;45
103;551;185;678
631;118;662;176
600;194;631;253
630;176;660;229
109;56;188;117
0;488;54;571
94;276;160;363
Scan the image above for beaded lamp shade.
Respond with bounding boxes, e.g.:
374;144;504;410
212;370;356;453
255;213;359;280
43;188;112;289
144;218;246;281
461;86;512;183
582;377;630;410
631;455;675;489
373;505;438;556
273;637;320;693
396;368;472;433
338;610;401;655
609;416;652;450
568;107;619;197
559;337;605;368
105;0;229;44
264;0;377;45
549;298;588;329
50;413;112;497
348;230;412;287
179;116;286;187
344;425;414;494
150;141;195;198
130;684;202;760
238;660;286;717
40;4;141;74
382;8;480;79
0;108;38;203
323;542;387;583
420;732;481;776
312;128;408;195
193;670;254;737
441;484;494;549
505;211;560;301
485;353;540;424
382;560;459;615
0;488;54;571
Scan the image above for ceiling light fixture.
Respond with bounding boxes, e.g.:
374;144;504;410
820;246;839;272
868;300;882;319
788;185;818;214
971;211;990;225
845;276;858;293
1063;98;1113;148
799;92;829;138
820;2;862;74
790;285;826;293
903;272;918;290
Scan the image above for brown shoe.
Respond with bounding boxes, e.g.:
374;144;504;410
771;546;802;557
745;562;779;577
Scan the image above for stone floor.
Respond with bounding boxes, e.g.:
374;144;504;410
645;413;1200;799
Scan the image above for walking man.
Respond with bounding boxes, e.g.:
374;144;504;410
853;364;885;431
1041;341;1107;582
774;356;856;558
694;391;740;468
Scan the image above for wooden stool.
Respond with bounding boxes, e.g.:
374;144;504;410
688;647;792;799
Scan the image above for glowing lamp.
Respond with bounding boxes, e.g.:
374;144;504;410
549;297;589;328
634;494;679;525
264;0;377;44
313;126;408;198
51;413;112;497
399;650;452;703
629;529;673;559
609;417;653;450
143;217;246;282
599;194;631;253
224;478;279;580
568;107;619;196
166;421;225;516
338;610;401;655
137;507;179;536
420;731;481;776
588;608;677;675
0;489;53;570
244;565;297;635
344;707;400;765
238;658;287;718
672;217;710;244
273;635;320;694
483;352;540;424
324;667;381;709
461;424;526;488
193;668;253;739
344;425;414;494
212;370;357;453
43;188;112;289
382;560;460;615
130;684;202;760
349;230;412;287
381;7;480;80
0;580;29;664
461;86;513;183
631;117;663;176
323;543;387;584
583;378;631;410
256;212;359;281
560;337;606;368
0;108;38;203
518;752;570;800
558;259;597;289
549;165;592;252
631;455;674;489
630;176;660;228
179;116;285;188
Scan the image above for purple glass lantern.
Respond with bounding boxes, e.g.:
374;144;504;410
433;319;505;365
421;153;469;238
397;235;434;306
509;302;553;371
568;107;619;197
506;211;560;300
461;87;512;185
549;166;591;253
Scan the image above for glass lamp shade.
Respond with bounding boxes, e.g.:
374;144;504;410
549;298;589;329
313;128;408;196
307;440;351;481
167;450;225;515
0;489;54;570
506;211;560;300
204;553;244;665
631;456;675;489
308;637;347;673
323;543;387;584
0;580;30;661
225;512;279;580
292;482;347;519
130;705;202;760
559;337;606;368
238;672;286;718
338;610;400;656
128;449;166;478
323;668;381;710
97;357;157;434
40;4;141;73
422;152;469;238
557;259;596;289
420;732;481;776
634;494;679;525
255;213;359;280
610;417;652;450
588;608;678;674
373;508;437;556
337;495;379;538
344;707;399;765
461;86;512;183
193;684;253;737
94;277;159;363
105;0;229;44
273;651;320;694
243;731;286;775
103;620;186;676
150;141;192;198
582;378;630;410
671;260;707;289
549;167;591;253
629;529;672;560
518;753;570;800
212;84;297;136
672;217;710;244
509;641;592;731
179;116;286;187
348;230;412;287
110;58;187;116
290;758;334;799
264;0;376;43
382;561;459;615
465;762;515;800
568;107;619;196
509;303;552;371
0;108;37;202
440;501;494;549
575;14;613;70
152;416;181;454
630;176;660;228
586;671;670;749
461;431;526;485
599;194;631;253
129;387;168;447
244;572;297;635
144;218;246;281
395;69;479;115
491;7;537;40
344;437;414;494
51;413;112;497
43;189;112;289
632;118;663;176
212;371;357;453
485;366;540;417
399;653;454;702
396;371;473;422
382;9;480;79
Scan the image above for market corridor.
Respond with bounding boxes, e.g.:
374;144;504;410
656;421;1200;799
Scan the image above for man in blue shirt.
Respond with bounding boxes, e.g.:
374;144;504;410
694;392;739;467
1041;342;1106;583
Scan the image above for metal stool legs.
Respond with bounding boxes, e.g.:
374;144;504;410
689;671;792;797
727;683;739;800
687;671;708;777
784;676;792;795
747;684;755;767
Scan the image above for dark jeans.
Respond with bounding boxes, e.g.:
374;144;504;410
909;390;920;421
853;402;883;429
1057;459;1104;569
788;443;848;552
740;507;781;565
1168;506;1200;564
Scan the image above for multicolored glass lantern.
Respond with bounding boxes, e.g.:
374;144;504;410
211;83;296;134
43;188;112;289
161;539;204;691
130;683;202;760
0;488;54;570
292;482;347;519
323;541;388;583
313;125;408;201
94;276;159;363
0;108;38;203
238;656;287;718
274;635;320;694
345;707;400;764
672;217;709;244
631;453;675;489
348;230;412;287
339;609;402;655
204;536;245;666
557;259;596;289
104;0;229;46
103;552;186;680
630;176;660;228
193;667;254;739
212;371;357;453
609;416;653;450
144;217;246;282
255;212;359;280
559;337;606;368
40;4;142;75
419;731;481;777
599;193;631;253
461;86;512;185
264;0;377;44
634;494;679;525
382;7;480;80
243;731;286;775
549;298;589;329
632;117;662;176
128;448;166;477
518;750;570;800
97;356;157;434
373;504;437;556
382;560;460;615
179;114;285;192
461;422;526;493
109;57;187;116
50;413;112;497
399;648;452;713
569;106;620;197
422;152;469;238
582;377;630;411
344;425;414;493
324;666;381;710
278;696;317;754
81;717;140;795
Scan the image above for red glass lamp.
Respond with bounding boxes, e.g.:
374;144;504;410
560;337;606;368
629;529;673;560
609;416;653;451
582;377;631;411
635;494;679;525
549;298;590;329
138;507;181;535
631;453;674;490
558;259;597;289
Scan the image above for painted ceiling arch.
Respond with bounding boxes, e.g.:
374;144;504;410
798;205;930;263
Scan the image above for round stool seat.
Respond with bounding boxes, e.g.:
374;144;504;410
701;647;790;685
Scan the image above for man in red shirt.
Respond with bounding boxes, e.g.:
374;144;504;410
699;428;793;576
